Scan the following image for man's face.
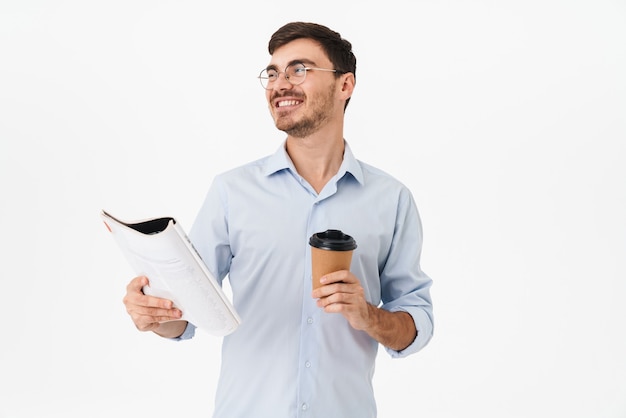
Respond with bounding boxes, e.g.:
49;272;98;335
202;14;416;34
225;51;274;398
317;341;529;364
265;38;340;138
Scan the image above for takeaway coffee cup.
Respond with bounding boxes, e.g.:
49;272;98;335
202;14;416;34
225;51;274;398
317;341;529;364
309;229;357;290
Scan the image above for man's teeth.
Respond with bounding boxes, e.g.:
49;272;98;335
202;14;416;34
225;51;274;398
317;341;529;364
278;100;300;107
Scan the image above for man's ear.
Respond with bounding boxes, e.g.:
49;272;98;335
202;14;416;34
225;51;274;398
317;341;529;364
338;72;356;102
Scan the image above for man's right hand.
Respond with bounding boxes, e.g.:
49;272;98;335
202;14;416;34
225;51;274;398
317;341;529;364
122;276;187;338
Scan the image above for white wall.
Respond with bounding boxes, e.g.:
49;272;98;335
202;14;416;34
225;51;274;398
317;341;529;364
1;1;624;417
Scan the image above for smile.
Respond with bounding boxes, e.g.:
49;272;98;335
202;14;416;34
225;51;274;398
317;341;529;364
276;99;302;108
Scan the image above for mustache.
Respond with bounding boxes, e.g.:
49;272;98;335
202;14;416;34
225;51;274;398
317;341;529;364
270;92;305;102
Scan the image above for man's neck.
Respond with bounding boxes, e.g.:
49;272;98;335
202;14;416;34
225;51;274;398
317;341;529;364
285;130;345;194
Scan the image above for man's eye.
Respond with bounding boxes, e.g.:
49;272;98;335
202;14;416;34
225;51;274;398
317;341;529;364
266;71;278;80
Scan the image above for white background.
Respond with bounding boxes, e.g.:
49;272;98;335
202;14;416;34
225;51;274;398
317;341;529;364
1;1;625;417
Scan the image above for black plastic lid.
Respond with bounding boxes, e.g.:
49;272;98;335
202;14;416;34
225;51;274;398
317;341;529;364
309;229;357;251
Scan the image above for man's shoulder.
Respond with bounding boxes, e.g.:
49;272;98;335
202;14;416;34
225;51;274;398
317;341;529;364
215;155;273;182
357;159;408;189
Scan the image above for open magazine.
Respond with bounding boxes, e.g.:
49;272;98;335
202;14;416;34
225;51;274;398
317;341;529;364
101;210;241;337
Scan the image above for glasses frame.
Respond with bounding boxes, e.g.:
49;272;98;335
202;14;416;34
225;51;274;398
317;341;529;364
258;63;338;90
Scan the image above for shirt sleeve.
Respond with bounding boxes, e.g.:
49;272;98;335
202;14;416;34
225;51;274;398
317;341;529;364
380;187;434;358
168;321;197;341
169;176;232;342
188;175;233;284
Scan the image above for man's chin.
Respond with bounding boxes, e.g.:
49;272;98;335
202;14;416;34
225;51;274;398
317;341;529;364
278;125;313;138
274;115;321;138
275;120;300;136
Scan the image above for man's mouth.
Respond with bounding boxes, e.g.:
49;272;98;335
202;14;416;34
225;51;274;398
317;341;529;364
275;99;303;108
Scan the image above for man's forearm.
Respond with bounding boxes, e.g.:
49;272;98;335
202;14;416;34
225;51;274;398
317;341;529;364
153;320;188;339
363;306;416;351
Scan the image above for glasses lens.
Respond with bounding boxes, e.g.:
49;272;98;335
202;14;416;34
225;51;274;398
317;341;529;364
286;63;307;86
259;69;275;89
259;64;307;89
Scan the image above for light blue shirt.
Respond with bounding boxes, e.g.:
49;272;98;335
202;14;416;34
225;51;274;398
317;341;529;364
183;141;434;418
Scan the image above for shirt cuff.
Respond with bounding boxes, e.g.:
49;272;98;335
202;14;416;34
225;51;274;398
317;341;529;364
384;307;433;358
167;321;196;341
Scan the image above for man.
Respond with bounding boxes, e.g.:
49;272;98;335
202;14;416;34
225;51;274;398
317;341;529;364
123;21;434;417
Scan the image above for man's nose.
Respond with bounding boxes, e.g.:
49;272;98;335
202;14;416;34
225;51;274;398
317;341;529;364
273;71;293;90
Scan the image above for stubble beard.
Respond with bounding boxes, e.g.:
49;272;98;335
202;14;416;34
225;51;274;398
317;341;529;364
273;83;336;138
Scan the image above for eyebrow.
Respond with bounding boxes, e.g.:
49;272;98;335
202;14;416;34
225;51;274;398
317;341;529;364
266;58;317;71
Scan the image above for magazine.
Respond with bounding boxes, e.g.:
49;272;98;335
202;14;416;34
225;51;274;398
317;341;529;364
101;210;241;337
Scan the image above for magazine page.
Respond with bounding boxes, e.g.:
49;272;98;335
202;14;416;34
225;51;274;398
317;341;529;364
101;210;241;337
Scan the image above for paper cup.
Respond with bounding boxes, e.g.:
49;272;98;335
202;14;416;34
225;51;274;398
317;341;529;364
309;230;357;290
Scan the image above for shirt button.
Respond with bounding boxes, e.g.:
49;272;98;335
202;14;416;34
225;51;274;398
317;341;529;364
301;403;308;411
307;317;313;324
305;361;311;368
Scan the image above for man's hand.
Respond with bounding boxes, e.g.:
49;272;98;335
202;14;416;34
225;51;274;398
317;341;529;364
311;270;371;330
312;271;417;351
122;276;187;338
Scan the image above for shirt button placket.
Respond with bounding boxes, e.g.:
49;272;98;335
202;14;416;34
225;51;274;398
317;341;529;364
299;311;316;415
299;199;321;416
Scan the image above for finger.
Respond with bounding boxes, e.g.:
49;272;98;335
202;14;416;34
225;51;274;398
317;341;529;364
125;292;175;311
128;304;182;320
144;305;182;319
318;295;368;324
137;313;182;324
123;276;150;305
312;283;342;299
316;291;354;307
124;277;176;310
321;300;353;314
128;306;182;332
123;289;174;312
319;270;356;286
127;275;149;292
312;281;361;300
141;294;175;309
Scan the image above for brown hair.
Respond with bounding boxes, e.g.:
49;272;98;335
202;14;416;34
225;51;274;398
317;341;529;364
268;22;357;108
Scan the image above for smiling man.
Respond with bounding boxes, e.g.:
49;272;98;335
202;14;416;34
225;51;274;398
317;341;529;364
265;39;344;140
122;22;434;418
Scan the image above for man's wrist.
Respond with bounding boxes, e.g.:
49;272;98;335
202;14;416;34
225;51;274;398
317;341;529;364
153;320;188;339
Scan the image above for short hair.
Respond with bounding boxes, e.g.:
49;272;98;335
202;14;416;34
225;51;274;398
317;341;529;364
268;22;357;109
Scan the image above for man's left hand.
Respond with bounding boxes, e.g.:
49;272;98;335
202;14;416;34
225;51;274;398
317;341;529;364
311;270;373;331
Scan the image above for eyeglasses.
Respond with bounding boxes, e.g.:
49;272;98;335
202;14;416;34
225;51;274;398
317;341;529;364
258;62;337;90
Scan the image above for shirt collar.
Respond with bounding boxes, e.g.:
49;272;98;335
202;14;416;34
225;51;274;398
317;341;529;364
263;139;364;186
